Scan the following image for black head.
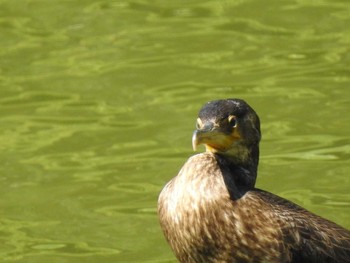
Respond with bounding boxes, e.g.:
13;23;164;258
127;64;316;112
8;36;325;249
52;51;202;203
193;99;261;159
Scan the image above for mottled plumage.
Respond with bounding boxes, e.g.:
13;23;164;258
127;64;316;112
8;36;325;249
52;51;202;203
158;99;350;263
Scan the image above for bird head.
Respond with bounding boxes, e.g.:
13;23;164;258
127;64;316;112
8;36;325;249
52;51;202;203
192;99;261;161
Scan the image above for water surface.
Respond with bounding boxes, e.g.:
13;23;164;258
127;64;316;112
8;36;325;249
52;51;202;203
0;0;349;262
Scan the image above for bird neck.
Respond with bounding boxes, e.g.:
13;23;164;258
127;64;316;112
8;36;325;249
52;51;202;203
214;143;259;188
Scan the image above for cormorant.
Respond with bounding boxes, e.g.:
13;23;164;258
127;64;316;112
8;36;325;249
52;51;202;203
158;98;350;263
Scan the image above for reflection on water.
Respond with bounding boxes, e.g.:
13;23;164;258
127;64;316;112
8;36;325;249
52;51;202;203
0;218;120;261
0;0;349;262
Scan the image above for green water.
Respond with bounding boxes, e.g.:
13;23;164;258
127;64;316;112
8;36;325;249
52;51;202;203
0;0;349;262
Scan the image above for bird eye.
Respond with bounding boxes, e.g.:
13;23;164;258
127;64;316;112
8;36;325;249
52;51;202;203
228;115;237;127
196;118;202;129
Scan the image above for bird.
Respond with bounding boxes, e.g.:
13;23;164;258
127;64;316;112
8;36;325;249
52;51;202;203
158;98;350;263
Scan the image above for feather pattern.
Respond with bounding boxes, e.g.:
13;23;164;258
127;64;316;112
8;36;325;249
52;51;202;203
158;99;350;263
158;153;350;263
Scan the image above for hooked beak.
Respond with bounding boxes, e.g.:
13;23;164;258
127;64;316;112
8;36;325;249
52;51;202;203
192;122;216;151
192;130;202;151
192;123;240;153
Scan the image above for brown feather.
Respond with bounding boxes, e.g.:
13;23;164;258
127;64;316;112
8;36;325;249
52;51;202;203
158;99;350;263
158;153;350;263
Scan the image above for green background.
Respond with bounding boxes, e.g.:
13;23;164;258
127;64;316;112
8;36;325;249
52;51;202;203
0;0;349;262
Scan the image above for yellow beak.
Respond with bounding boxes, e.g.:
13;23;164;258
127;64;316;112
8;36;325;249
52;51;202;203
192;128;240;153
